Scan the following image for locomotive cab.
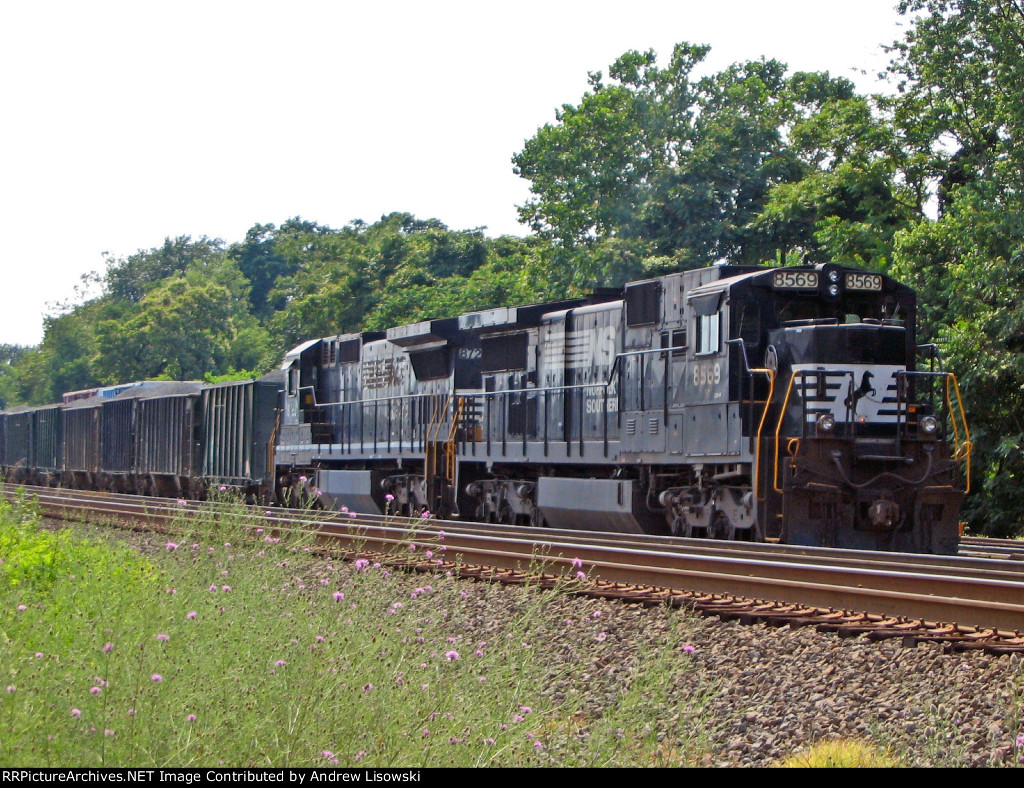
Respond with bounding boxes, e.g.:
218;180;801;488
748;264;968;553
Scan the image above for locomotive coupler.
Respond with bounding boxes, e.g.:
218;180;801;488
869;499;901;529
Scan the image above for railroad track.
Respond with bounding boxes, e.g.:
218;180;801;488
9;484;1024;655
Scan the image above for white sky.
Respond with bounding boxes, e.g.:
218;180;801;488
0;0;911;346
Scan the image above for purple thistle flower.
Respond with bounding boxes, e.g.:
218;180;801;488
276;660;287;668
445;650;459;661
103;643;113;653
16;605;26;612
321;750;335;759
5;686;15;693
571;556;583;568
299;475;308;483
520;706;532;714
156;633;170;642
596;632;607;641
187;714;197;723
104;729;114;737
166;541;179;551
218;485;227;492
150;674;162;683
683;644;695;653
90;687;101;695
176;499;187;505
187;611;197;619
513;714;524;723
222;585;231;592
71;709;81;718
209;584;218;592
354;558;369;571
333;591;345;602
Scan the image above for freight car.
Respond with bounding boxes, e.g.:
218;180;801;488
0;377;281;499
277;262;971;554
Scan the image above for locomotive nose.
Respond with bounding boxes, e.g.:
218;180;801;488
868;499;901;528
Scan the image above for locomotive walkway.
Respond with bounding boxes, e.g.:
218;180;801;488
14;483;1024;654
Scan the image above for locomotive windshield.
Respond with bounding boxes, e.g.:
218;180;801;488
770;324;907;366
774;292;903;326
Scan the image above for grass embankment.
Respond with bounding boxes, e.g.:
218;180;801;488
0;495;712;767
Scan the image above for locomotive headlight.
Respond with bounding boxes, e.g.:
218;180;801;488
827;283;841;297
920;415;938;437
828;269;841;283
816;414;836;435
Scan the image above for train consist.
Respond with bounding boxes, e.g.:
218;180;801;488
0;263;971;554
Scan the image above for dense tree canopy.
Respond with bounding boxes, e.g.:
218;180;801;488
884;0;1024;533
512;45;899;281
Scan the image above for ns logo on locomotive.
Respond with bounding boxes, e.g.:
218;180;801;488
0;263;971;554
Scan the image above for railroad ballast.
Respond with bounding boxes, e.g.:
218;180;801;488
1;262;972;554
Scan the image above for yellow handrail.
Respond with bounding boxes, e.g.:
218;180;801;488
943;373;973;493
444;396;465;482
749;368;775;502
773;372;798;494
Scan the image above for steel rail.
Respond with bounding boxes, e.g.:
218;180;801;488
14;484;1024;634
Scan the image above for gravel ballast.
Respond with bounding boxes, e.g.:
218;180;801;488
108;522;1024;768
414;571;1024;767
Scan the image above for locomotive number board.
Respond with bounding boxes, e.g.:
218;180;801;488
772;270;818;289
844;273;883;291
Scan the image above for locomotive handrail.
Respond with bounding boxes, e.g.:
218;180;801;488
947;373;972;493
295;345;677;414
917;344;946;373
896;370;972;493
725;338;775;503
751;367;775;503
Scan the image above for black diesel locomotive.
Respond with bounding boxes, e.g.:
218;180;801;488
278;262;971;554
0;263;971;554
